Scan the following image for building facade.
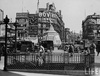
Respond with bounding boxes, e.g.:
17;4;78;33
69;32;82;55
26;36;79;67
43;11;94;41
28;14;38;37
16;12;29;39
16;3;65;43
82;13;100;41
38;3;65;42
0;9;4;36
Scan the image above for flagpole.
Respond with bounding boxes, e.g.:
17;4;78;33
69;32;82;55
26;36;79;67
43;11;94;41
37;0;39;13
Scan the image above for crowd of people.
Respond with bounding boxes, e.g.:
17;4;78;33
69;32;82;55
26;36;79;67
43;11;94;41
35;41;97;66
63;41;98;56
0;40;100;63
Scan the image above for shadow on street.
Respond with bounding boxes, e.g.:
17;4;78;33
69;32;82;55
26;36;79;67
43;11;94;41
0;56;24;76
0;70;25;76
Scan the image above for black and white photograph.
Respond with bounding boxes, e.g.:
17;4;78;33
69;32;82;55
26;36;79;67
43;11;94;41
0;0;100;76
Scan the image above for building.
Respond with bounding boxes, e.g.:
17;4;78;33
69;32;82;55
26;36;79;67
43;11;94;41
0;9;15;42
15;3;65;44
16;12;39;43
28;14;38;37
38;3;65;42
82;13;100;41
0;9;4;36
16;12;29;39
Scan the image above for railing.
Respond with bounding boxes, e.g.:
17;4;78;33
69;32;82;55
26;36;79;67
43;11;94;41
6;52;94;70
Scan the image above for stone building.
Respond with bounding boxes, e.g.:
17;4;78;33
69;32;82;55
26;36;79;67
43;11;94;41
15;3;65;43
82;13;100;41
38;3;65;42
16;12;29;39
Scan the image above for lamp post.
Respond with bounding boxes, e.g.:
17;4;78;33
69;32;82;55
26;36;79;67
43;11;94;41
3;15;9;71
14;21;18;53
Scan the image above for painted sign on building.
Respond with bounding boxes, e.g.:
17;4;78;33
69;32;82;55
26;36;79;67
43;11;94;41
0;24;5;36
16;13;28;18
39;11;57;18
38;11;58;24
28;25;38;35
29;14;38;25
97;19;100;24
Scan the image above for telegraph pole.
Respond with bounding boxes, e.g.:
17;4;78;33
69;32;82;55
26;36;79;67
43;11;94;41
3;15;9;71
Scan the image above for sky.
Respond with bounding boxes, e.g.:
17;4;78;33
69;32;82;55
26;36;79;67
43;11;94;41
1;0;100;33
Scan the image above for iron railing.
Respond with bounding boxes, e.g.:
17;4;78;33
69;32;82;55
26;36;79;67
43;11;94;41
6;52;94;70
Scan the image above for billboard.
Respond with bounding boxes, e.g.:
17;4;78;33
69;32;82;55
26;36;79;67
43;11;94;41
29;14;38;25
28;25;38;35
97;19;100;24
38;11;58;24
16;13;28;18
0;24;5;36
38;11;57;18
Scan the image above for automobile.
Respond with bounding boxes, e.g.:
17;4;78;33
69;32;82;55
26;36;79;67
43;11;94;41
40;40;54;51
16;40;34;53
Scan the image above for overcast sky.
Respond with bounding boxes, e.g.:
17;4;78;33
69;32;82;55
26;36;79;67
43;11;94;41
1;0;100;33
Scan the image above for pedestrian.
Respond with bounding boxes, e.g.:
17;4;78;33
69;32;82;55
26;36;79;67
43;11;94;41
89;41;96;66
39;45;45;54
68;44;74;57
76;46;80;53
89;41;96;55
37;45;45;65
83;47;90;55
64;45;69;52
96;43;100;56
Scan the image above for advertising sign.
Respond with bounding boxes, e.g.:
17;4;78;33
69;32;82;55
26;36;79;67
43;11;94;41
39;11;57;18
38;11;58;24
29;14;38;25
16;13;28;18
18;19;26;25
28;26;38;35
97;19;100;24
0;24;5;36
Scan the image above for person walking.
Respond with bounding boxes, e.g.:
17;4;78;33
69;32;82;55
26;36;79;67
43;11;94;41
96;42;100;56
89;41;96;68
89;41;96;55
68;44;74;57
37;45;45;66
39;45;45;54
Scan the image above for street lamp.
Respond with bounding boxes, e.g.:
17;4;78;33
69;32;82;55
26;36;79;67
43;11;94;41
3;15;9;71
14;21;18;53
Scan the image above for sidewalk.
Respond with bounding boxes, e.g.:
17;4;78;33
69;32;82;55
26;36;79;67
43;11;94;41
0;56;69;76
